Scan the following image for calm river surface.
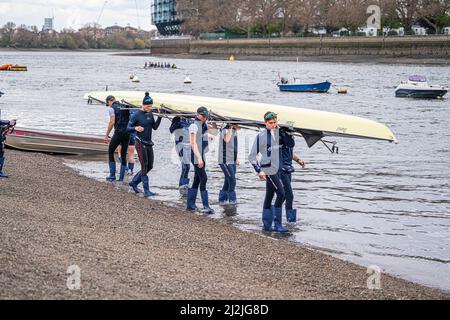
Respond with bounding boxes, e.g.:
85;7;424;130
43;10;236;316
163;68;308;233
1;51;449;291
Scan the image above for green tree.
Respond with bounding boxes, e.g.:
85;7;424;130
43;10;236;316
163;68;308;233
134;38;146;49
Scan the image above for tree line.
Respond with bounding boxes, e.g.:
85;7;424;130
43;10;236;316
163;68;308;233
176;0;450;37
0;22;151;50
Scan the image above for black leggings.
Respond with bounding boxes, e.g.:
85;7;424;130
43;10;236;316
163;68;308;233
108;131;130;166
263;174;285;209
192;163;208;191
135;140;154;176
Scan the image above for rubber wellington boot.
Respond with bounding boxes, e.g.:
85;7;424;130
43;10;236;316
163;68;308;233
142;175;157;197
127;162;135;175
0;157;8;178
286;209;297;223
106;162;116;181
187;188;198;210
273;207;289;233
228;191;237;206
218;190;228;204
200;190;215;214
129;172;142;193
262;208;274;232
118;165;127;182
179;178;190;196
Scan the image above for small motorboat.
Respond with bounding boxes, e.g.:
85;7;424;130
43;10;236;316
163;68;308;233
5;128;108;155
277;77;331;93
395;75;448;99
0;64;27;71
0;91;4;97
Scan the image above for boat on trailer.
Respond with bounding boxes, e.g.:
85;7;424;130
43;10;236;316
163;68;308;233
5;128;108;155
395;75;448;99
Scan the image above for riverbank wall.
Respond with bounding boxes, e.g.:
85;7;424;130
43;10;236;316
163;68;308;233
150;36;450;59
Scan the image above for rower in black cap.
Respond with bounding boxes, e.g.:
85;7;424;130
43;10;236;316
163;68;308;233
186;106;216;214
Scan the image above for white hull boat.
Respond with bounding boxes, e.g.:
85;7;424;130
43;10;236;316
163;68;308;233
395;75;448;99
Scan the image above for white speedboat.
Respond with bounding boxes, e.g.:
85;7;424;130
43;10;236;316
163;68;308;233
395;75;448;99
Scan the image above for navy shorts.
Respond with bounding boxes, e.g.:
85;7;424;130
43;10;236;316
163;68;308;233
129;134;136;146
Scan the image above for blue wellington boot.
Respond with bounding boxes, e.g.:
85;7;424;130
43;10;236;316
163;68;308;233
286;209;297;223
200;190;215;214
218;190;228;204
142;175;157;197
187;188;198;210
228;191;237;206
179;178;190;196
118;165;127;182
129;172;142;193
262;208;274;232
179;177;190;188
106;162;116;181
0;157;8;178
273;207;289;233
127;162;135;175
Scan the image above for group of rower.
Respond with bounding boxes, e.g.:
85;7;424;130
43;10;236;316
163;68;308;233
104;94;306;233
144;62;177;69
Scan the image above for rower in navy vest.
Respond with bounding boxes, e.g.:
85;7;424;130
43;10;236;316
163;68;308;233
218;124;240;205
186;106;217;214
279;128;306;223
105;95;130;182
248;112;289;233
169;116;193;195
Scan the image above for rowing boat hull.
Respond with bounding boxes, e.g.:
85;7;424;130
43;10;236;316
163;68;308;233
278;81;331;93
85;91;397;143
5;128;108;155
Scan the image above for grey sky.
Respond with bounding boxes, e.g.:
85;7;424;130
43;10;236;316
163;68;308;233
0;0;155;31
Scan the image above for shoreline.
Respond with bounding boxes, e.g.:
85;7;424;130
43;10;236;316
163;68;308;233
2;47;449;64
145;53;450;65
1;149;449;299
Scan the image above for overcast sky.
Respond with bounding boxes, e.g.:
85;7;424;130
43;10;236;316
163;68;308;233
0;0;156;31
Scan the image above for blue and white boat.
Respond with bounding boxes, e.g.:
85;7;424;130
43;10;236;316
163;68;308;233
395;75;448;99
277;78;331;93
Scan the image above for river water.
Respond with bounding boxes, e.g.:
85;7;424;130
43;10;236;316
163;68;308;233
1;51;449;292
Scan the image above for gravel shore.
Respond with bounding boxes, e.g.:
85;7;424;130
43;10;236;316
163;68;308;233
1;149;449;299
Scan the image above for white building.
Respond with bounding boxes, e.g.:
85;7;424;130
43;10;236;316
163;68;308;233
331;28;351;37
308;27;327;36
412;25;427;35
383;27;405;36
358;26;378;37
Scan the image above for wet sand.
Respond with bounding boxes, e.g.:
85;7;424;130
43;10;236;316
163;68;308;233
1;149;449;299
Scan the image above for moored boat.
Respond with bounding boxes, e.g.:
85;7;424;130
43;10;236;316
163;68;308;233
0;64;27;71
5;128;108;155
277;80;331;93
395;75;448;99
